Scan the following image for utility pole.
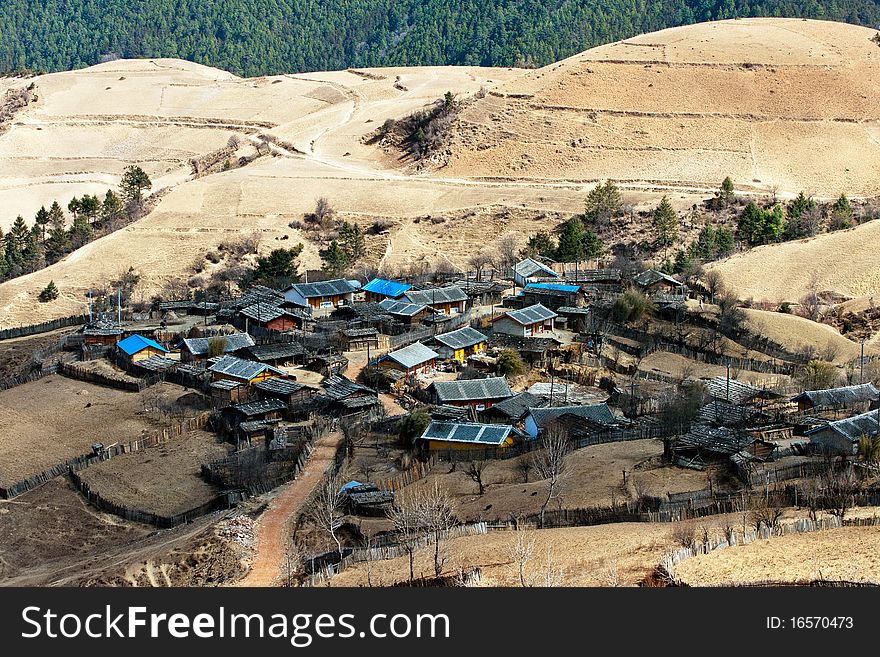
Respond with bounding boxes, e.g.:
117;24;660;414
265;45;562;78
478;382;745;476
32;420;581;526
860;339;865;384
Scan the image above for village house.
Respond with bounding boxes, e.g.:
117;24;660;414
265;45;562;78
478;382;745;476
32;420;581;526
208;355;284;386
428;376;512;411
209;378;247;407
705;377;783;410
402;286;468;315
523;403;624;440
82;320;123;347
672;425;774;471
555;306;591;332
479;391;548;427
513;257;560;288
237;302;309;333
805;409;880;456
492;303;557;337
565;268;623;291
490;333;561;367
340;482;395;517
416;421;517;452
343;327;380;352
253;377;317;408
244;342;306;367
520;283;584;311
452;279;507;307
377;342;439;376
221;398;287;443
284;279;360;312
430;326;488;363
116;334;169;364
633;269;688;296
322;375;380;415
791;383;880;415
362;278;412;303
179;332;256;362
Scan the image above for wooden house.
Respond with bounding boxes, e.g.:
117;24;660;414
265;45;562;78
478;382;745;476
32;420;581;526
343;327;380;352
402;286;468;315
513;258;560;288
490;333;561;367
706;377;783;410
245;342;306;367
523;403;624;440
416;421;516;452
179;332;255;362
221;399;287;440
431;326;488;363
362;278;412;303
377;298;431;325
253;377;317;407
284;279;359;312
480;391;548;427
520;283;584;311
208;355;284;387
238;302;308;332
791;383;880;414
633;269;688;296
492;304;557;337
565;269;623;292
322;375;380;415
806;410;880;456
555;306;591;332
82;320;123;346
452;279;507;307
428;376;512;411
116;334;169;364
209;378;247;406
377;342;439;376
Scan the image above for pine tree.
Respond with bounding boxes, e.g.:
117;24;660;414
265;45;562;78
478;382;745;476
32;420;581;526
34;206;50;243
555;216;587;262
120;165;152;205
38;280;59;302
70;212;93;249
101;189;125;227
338;221;365;265
584;181;622;228
320;240;349;276
5;215;30;271
45;201;70;262
652;195;679;256
521;230;556;259
0;227;7;278
719;176;735;206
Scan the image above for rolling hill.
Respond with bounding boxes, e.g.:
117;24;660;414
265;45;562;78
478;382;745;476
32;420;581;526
1;18;880;328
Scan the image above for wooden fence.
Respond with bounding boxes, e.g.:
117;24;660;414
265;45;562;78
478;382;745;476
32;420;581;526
376;456;437;491
58;361;161;392
0;413;211;500
0;314;88;341
0;365;58;392
660;515;880;585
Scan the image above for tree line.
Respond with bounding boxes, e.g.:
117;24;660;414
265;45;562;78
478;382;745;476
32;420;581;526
0;165;151;285
2;1;880;77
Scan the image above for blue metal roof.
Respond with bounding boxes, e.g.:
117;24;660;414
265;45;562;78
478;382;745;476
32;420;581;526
523;283;581;293
117;334;168;356
363;278;411;298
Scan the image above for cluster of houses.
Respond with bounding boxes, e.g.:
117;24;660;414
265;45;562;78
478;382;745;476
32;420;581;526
69;256;880;494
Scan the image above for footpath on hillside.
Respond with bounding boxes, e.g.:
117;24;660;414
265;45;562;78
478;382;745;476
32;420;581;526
235;430;343;587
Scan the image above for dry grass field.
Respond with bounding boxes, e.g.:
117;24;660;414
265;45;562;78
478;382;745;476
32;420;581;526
675;525;880;585
3;19;880;328
76;430;228;516
0;375;202;487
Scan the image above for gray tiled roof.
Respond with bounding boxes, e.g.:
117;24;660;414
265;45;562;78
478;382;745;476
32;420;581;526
382;342;439;369
706;377;781;405
209;355;282;381
182;332;255;356
430;377;512;403
513;258;558;279
134;356;178;372
503;304;557;326
792;383;879;408
481;391;547;421
323;375;375;401
254;378;308;395
433;326;487;350
230;398;288;417
634;269;683;288
403;286;468;306
806;410;880;443
290;279;359;298
528;403;620;429
676;425;751;455
210;379;244;391
378;298;428;316
419;421;514;446
246;342;305;362
240;302;306;323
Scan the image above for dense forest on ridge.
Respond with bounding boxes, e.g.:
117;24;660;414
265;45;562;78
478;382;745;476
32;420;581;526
1;1;879;76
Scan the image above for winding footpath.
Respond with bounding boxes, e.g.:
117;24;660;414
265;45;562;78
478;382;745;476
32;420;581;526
235;430;343;587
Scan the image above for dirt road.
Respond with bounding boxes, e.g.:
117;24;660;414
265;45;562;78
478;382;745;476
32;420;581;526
235;430;343;587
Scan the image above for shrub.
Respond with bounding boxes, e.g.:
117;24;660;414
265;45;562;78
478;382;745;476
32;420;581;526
38;280;59;302
496;349;526;377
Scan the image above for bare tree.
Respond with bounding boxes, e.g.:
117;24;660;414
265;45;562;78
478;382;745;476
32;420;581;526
703;270;725;303
387;490;421;584
418;481;457;578
468;251;494;281
602;559;620;587
465;460;487;495
495;233;521;273
749;500;783;534
517;458;533;483
283;540;307;587
506;526;536;587
532;426;571;528
541;544;565;587
309;475;346;559
822;464;860;521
